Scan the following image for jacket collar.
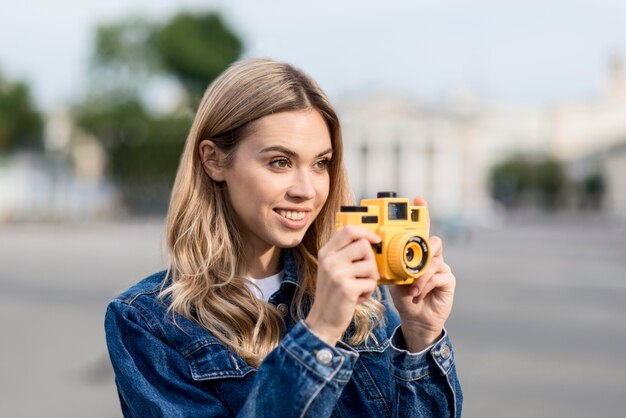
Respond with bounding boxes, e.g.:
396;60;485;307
281;248;300;287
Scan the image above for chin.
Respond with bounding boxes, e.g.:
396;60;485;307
276;235;305;249
278;241;302;249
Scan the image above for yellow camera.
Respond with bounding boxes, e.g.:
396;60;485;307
335;192;431;286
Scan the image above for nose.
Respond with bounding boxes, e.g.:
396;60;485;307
287;168;316;200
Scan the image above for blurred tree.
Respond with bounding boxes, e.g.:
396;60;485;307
0;73;44;153
489;155;532;209
76;98;191;211
534;158;566;209
153;12;243;102
90;18;158;99
579;172;605;210
74;10;242;212
87;11;242;106
490;155;566;211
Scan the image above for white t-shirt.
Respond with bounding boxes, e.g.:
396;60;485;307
245;270;284;302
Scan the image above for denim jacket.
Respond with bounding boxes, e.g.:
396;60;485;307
105;251;463;417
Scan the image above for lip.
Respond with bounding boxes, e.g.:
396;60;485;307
274;206;313;212
273;208;312;230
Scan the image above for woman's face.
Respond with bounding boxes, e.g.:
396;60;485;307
217;109;332;256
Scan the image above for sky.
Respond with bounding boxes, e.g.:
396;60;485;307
1;0;625;111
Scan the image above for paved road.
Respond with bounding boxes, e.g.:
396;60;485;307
446;216;626;417
1;216;624;417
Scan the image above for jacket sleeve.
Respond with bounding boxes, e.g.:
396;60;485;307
105;300;232;417
378;287;463;418
105;300;359;418
389;327;463;418
239;320;359;417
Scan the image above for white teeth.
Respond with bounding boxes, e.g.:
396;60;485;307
278;210;306;220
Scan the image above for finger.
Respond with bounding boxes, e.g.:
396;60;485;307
350;259;380;280
428;236;443;259
338;237;377;264
413;196;428;207
322;247;379;284
327;225;381;253
357;290;375;304
351;278;379;304
332;272;377;302
415;271;456;304
406;272;433;298
409;256;445;296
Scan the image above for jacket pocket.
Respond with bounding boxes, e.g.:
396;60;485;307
183;338;255;381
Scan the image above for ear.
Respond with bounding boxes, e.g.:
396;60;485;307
199;140;226;182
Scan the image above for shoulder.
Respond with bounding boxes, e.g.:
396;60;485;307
104;271;256;380
109;271;169;328
105;271;170;340
105;271;220;350
114;270;168;305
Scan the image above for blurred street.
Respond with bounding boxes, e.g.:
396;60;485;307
1;216;625;417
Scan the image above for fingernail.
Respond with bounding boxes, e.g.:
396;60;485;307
411;287;420;297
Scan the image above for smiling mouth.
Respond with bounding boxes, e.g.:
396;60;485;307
276;209;307;221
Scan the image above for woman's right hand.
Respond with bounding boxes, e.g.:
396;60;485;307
304;225;381;346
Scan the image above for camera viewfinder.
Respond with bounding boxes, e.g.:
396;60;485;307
388;202;407;220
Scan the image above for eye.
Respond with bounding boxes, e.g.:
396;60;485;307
314;158;331;170
269;158;291;169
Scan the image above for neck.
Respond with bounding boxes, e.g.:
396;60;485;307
245;245;281;279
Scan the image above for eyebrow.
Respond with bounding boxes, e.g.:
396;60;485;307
259;145;333;158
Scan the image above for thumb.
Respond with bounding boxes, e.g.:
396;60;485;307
413;196;428;207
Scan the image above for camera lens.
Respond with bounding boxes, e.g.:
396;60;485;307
388;233;431;279
403;237;428;275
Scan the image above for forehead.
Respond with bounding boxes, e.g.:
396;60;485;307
241;109;332;152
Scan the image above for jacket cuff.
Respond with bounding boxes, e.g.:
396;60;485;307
279;320;359;383
389;327;456;379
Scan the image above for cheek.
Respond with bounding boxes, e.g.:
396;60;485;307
225;177;258;214
235;175;281;212
317;175;331;202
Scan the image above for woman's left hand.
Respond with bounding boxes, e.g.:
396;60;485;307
387;197;457;353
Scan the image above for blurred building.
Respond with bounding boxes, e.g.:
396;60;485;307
339;92;551;227
552;56;626;160
339;55;626;224
551;55;626;217
0;109;118;222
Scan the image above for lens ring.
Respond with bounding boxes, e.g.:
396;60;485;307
403;242;421;269
403;236;429;274
387;233;431;279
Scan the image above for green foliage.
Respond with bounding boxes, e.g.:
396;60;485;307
582;172;604;197
75;98;191;212
88;11;242;104
490;155;566;210
94;19;155;69
153;12;243;102
90;18;159;99
74;10;243;212
578;172;605;210
0;74;44;153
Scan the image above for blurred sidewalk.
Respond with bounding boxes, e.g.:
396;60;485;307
447;215;626;417
0;219;166;418
0;216;625;417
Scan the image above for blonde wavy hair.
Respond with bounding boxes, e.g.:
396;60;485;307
161;58;384;366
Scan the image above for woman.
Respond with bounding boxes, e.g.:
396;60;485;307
105;58;463;417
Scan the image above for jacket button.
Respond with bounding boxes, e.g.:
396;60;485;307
440;344;451;359
315;348;333;366
277;303;288;316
